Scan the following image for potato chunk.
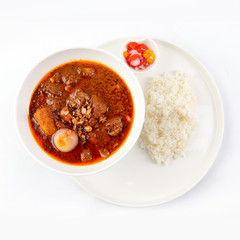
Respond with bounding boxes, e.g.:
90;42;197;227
34;107;57;135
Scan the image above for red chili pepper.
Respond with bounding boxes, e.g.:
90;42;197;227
138;44;147;54
123;51;130;58
127;42;138;51
127;54;143;67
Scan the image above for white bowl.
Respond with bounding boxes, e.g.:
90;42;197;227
16;48;145;176
120;38;159;74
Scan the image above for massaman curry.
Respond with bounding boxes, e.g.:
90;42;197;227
29;60;134;165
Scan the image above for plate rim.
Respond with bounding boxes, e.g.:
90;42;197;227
72;37;224;207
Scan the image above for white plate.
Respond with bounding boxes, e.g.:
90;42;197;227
72;38;224;207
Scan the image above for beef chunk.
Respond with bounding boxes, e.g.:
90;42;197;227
44;81;63;97
92;128;111;145
60;107;73;123
88;132;98;144
61;66;81;85
67;89;90;109
99;148;110;158
81;149;92;162
88;118;98;127
90;95;107;118
82;68;95;77
105;116;123;136
33;107;57;135
49;72;62;83
46;96;64;111
112;102;125;114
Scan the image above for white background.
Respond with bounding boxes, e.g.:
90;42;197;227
1;0;240;239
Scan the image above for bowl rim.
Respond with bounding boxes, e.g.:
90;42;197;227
15;47;145;176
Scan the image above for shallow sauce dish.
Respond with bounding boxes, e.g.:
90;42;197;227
120;38;159;73
16;48;145;175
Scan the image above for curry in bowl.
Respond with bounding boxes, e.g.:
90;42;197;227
29;60;134;165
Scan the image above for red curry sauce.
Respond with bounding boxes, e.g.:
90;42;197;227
29;60;134;166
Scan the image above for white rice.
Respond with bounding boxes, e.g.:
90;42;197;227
140;71;197;165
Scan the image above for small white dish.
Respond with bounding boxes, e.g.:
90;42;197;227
73;38;224;207
16;48;145;176
120;38;159;74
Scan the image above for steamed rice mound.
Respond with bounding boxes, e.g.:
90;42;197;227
140;71;197;165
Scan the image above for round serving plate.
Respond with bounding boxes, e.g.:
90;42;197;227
72;38;224;207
